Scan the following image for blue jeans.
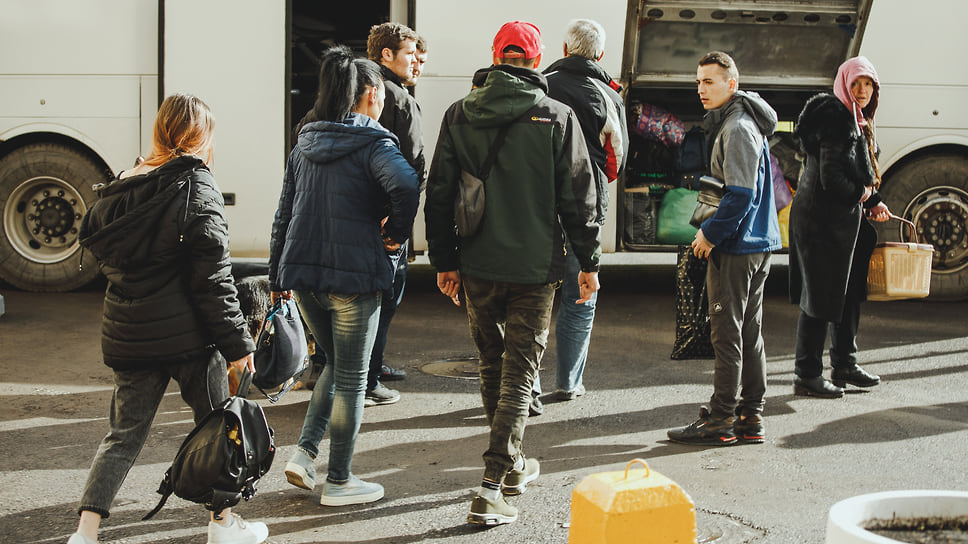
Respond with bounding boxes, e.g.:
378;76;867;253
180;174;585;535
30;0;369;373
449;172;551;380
293;290;380;483
554;246;597;392
367;244;408;390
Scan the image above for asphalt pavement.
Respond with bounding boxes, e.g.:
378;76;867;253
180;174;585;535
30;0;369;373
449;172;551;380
1;264;966;544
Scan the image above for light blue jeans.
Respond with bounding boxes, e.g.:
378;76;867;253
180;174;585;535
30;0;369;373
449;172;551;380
553;246;597;392
293;290;380;483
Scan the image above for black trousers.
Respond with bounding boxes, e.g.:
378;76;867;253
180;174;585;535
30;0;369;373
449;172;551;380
794;294;861;379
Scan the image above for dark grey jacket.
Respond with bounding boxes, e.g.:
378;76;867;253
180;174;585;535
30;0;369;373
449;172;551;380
79;156;254;369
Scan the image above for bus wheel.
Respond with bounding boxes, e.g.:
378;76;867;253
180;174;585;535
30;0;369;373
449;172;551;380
877;153;968;301
0;143;107;292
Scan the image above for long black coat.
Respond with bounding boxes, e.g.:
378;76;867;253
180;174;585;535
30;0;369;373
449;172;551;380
789;94;879;322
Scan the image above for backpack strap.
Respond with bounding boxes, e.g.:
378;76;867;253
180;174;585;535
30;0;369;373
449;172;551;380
142;469;174;520
478;123;513;181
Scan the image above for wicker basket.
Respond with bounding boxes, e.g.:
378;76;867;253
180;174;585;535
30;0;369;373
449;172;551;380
867;216;933;301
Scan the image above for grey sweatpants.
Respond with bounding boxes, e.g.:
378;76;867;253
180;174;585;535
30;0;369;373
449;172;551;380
706;251;772;418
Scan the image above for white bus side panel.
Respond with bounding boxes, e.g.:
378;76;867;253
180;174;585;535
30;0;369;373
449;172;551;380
164;0;286;257
0;0;157;76
0;75;146;171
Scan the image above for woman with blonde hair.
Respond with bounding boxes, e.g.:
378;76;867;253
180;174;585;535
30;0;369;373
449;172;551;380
71;93;267;544
789;56;891;398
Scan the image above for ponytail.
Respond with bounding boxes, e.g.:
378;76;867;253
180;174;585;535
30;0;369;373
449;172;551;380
296;46;384;135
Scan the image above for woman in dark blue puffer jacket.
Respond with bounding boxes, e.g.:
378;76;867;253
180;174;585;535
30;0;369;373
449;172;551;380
269;46;419;506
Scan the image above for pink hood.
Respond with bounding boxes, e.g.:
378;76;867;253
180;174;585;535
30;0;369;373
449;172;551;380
833;56;879;129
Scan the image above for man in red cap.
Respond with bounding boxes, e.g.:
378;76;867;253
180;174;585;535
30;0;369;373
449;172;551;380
425;21;601;525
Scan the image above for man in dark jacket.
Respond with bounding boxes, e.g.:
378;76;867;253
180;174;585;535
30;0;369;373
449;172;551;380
667;51;781;447
364;22;425;406
536;18;628;404
425;21;601;525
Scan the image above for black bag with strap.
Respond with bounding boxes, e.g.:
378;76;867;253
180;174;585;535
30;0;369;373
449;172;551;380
143;375;275;520
250;298;309;403
454;122;513;237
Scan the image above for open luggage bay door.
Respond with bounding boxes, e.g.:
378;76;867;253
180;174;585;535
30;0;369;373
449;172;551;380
622;0;873;88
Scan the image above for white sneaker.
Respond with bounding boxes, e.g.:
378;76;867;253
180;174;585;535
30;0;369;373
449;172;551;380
285;448;316;490
319;474;384;506
207;513;269;544
67;534;97;544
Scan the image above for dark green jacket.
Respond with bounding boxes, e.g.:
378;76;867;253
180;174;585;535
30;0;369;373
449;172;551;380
425;65;600;284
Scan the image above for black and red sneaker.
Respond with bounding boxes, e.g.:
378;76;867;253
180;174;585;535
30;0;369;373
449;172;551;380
733;407;765;444
667;406;737;446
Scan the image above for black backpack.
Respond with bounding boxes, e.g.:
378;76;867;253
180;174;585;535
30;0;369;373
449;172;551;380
143;392;275;519
675;126;709;190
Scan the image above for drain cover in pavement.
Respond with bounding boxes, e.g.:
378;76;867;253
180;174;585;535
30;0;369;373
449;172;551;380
421;357;479;379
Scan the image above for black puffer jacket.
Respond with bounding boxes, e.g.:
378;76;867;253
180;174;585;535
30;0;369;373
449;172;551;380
789;94;879;321
80;156;254;370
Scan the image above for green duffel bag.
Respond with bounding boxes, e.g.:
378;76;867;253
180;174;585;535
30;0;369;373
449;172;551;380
656;188;700;245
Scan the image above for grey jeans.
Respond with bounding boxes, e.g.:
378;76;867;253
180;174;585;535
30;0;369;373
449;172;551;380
463;275;556;483
78;351;228;517
706;251;772;418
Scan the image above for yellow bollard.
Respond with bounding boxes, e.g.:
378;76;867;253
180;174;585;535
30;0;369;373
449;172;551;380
569;459;696;544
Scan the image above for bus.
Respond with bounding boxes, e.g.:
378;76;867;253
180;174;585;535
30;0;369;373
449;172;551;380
2;0;966;299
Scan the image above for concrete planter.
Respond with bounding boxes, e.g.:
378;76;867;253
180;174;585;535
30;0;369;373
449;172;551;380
826;490;968;543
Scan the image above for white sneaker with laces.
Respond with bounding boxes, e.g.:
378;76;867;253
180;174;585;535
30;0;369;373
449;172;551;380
67;534;97;544
207;513;269;544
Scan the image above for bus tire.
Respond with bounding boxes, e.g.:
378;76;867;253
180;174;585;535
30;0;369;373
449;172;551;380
0;142;108;292
876;153;968;301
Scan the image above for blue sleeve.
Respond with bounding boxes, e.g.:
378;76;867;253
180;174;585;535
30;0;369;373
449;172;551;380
701;185;754;246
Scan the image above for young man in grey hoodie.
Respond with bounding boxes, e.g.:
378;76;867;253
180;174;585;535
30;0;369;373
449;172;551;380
667;51;781;447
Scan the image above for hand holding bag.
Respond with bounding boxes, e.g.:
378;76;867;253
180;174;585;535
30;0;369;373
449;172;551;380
689;175;725;228
251;298;309;402
454;123;512;237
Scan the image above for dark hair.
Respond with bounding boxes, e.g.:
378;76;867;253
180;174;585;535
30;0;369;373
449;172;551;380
367;22;418;61
297;46;383;133
699;50;739;82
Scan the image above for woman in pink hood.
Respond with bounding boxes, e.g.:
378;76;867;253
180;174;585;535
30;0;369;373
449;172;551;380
788;56;891;398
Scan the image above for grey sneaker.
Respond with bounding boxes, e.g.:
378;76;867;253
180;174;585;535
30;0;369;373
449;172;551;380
207;513;268;544
319;474;384;506
467;494;518;526
285;449;316;490
365;384;400;407
553;384;586;401
502;457;540;495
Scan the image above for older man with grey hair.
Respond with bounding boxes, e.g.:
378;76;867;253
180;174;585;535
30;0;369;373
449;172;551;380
535;18;628;405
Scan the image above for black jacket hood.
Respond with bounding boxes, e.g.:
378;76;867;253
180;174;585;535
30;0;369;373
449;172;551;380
795;93;858;156
79;156;204;268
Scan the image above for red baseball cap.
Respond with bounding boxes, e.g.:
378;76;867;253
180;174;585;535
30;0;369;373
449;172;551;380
492;21;542;61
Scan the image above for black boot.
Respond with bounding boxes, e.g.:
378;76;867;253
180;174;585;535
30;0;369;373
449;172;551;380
793;376;844;398
831;366;880;388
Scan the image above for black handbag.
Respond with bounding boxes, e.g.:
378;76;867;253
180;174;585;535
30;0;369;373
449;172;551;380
251;298;309;402
671;246;715;360
689;175;725;228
